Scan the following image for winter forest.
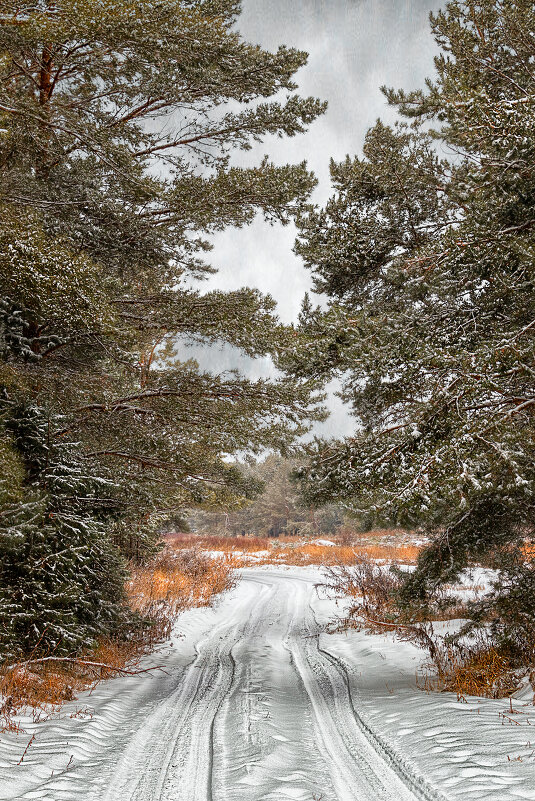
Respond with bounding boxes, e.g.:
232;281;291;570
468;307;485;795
1;1;535;799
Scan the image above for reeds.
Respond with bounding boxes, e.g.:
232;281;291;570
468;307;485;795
419;640;530;700
165;531;421;567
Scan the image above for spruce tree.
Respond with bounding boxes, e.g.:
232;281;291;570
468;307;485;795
0;403;128;659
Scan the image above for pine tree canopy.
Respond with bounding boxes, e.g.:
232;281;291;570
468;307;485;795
290;0;535;629
0;0;326;657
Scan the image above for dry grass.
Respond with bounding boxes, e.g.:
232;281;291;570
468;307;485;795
0;637;148;733
419;643;529;700
165;531;421;567
316;554;528;700
316;554;529;701
128;547;235;641
1;665;79;732
0;546;235;732
166;532;295;552
352;543;420;564
522;541;535;560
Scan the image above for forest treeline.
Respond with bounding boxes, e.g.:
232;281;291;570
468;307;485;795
1;0;535;674
190;455;348;538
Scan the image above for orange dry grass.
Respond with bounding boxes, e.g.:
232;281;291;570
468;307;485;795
0;637;144;732
166;533;294;552
128;548;235;624
273;544;362;566
1;665;78;731
356;543;420;563
1;547;235;731
429;646;522;699
170;536;421;567
522;541;535;560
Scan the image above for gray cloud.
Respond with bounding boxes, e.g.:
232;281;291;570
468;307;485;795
184;0;444;438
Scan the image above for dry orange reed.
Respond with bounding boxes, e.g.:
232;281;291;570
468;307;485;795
418;645;524;700
128;547;235;636
166;532;421;568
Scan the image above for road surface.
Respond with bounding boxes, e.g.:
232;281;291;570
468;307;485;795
0;569;447;801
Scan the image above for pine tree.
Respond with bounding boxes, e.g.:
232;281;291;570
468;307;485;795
291;0;535;658
192;454;344;537
0;1;326;657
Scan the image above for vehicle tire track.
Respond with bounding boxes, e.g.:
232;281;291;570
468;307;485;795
284;576;438;801
214;573;337;801
102;581;270;801
316;642;448;801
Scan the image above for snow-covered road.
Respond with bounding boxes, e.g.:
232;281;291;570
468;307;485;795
1;568;534;801
103;569;432;801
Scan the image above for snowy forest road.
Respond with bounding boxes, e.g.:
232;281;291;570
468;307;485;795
1;569;447;801
103;569;434;801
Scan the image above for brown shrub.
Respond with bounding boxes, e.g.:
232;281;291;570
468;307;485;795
318;556;402;622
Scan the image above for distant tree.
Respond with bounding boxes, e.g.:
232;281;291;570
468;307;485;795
290;0;535;660
191;454;346;537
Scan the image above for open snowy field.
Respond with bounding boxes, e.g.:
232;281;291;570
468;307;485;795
0;567;533;801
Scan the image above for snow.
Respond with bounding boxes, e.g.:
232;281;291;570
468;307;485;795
0;567;533;801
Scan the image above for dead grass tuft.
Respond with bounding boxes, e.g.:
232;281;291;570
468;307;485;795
421;642;528;700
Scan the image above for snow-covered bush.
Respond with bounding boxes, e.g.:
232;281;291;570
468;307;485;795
0;404;129;661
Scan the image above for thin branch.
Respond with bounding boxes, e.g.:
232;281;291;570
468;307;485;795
4;657;164;676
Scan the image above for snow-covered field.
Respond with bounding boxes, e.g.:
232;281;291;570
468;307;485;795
0;567;534;801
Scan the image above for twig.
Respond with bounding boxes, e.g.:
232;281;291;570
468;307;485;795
4;657;165;676
17;734;35;765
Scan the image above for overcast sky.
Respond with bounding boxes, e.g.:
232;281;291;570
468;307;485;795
185;0;444;437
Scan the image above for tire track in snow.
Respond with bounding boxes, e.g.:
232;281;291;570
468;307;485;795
2;569;453;801
315;642;448;801
213;573;337;801
105;587;269;801
284;578;416;801
102;580;270;801
235;570;443;801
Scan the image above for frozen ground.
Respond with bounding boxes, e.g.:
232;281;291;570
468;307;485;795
0;566;534;801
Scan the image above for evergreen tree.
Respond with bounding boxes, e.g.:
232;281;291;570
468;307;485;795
0;1;326;657
291;0;535;658
0;403;128;659
192;454;345;537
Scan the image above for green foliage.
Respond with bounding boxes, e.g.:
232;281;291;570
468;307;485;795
0;404;128;660
291;1;535;640
294;121;448;303
452;554;535;664
0;0;325;658
0;210;115;365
